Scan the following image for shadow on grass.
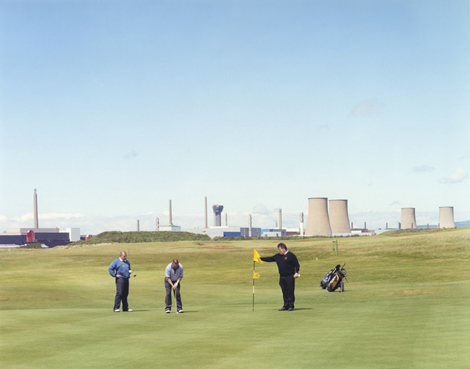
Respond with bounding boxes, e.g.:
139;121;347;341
291;308;313;311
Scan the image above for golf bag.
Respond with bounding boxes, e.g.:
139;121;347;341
320;264;347;292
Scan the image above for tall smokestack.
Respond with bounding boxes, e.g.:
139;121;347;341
279;209;282;230
33;189;39;228
169;200;173;226
300;212;304;237
137;220;140;232
204;197;208;228
249;214;252;237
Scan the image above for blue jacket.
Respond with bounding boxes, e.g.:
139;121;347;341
109;258;131;279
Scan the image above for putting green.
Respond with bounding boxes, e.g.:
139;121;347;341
1;228;469;368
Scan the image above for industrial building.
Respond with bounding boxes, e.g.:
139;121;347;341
0;190;81;247
0;227;80;247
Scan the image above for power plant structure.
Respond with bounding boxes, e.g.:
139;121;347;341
439;206;455;228
329;199;351;233
213;205;224;227
400;208;417;229
305;197;332;236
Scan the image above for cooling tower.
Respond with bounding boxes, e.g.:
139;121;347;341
329;199;351;233
401;208;417;229
305;197;332;236
439;207;455;228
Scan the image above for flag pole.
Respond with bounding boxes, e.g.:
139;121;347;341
252;261;255;312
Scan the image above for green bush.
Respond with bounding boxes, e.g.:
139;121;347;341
20;243;43;249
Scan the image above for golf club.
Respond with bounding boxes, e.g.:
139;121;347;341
174;280;179;313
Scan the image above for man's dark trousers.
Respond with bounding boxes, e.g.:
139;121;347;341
114;277;129;311
279;275;295;309
165;279;182;311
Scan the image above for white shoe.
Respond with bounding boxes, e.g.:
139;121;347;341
177;309;184;313
125;309;133;312
165;309;170;314
114;309;120;312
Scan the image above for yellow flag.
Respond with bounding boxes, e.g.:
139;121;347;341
253;249;263;263
253;272;260;279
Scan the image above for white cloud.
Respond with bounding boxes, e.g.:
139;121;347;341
252;204;270;215
349;99;381;117
438;167;468;184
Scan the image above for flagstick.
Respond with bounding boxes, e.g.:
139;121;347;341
252;261;255;312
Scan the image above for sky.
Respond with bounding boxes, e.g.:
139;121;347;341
1;0;469;235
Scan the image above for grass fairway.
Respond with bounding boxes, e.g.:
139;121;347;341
1;228;469;369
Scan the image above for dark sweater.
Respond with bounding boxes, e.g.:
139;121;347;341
261;252;300;277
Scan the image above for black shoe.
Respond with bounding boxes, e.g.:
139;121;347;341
288;307;294;311
278;307;288;311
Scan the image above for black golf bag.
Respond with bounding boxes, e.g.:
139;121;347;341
320;264;347;292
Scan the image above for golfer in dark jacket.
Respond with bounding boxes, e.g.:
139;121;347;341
261;243;300;311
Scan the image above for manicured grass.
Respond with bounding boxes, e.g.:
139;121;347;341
1;228;469;368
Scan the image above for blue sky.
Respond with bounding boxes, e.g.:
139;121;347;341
1;0;469;234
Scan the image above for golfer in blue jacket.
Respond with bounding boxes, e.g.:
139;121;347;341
109;251;132;312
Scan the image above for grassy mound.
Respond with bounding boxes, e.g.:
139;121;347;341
1;227;469;369
73;230;211;245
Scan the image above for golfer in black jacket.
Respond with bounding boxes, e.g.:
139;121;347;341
261;243;300;311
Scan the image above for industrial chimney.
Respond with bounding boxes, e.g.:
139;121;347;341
33;189;39;229
213;205;224;226
329;199;351;234
401;208;417;229
204;197;208;228
169;200;173;226
305;197;332;236
439;207;455;228
279;209;282;230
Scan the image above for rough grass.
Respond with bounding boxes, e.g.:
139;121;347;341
1;227;469;368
